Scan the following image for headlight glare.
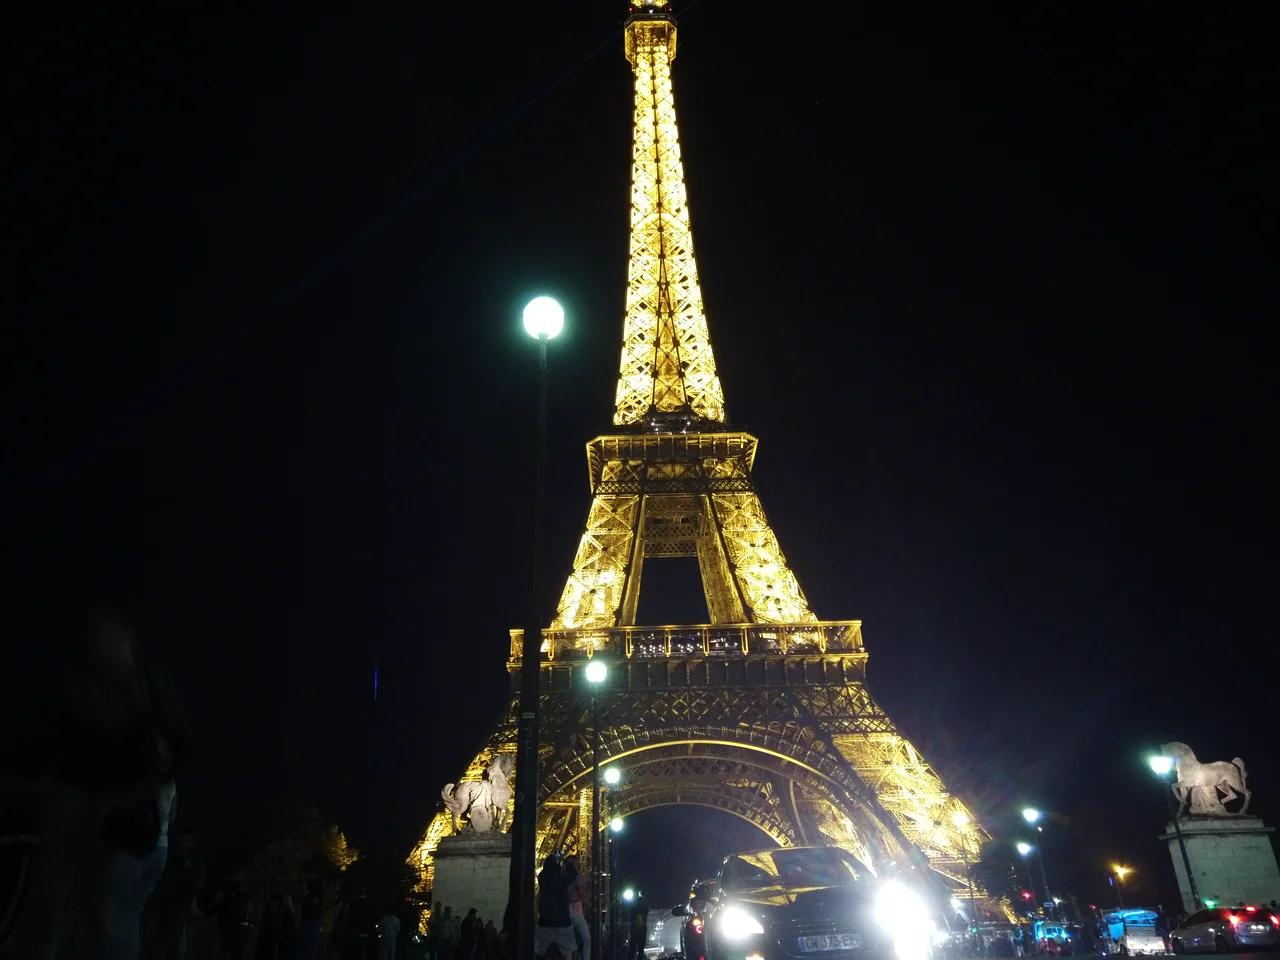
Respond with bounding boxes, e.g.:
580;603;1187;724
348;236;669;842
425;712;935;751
874;881;935;960
719;905;765;940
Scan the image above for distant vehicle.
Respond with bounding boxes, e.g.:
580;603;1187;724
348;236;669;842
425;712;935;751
702;845;943;960
1169;906;1279;953
1101;908;1168;956
1032;920;1072;955
646;906;684;958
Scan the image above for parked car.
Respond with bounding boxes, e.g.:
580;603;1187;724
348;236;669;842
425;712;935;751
1169;906;1279;954
702;845;942;960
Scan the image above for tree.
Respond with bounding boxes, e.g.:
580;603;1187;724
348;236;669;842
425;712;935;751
231;799;358;933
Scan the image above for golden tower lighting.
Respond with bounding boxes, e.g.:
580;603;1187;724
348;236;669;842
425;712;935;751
409;0;988;903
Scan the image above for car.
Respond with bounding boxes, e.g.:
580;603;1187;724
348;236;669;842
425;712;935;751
1101;908;1168;956
681;879;718;960
647;906;686;958
1169;906;1279;953
702;846;942;960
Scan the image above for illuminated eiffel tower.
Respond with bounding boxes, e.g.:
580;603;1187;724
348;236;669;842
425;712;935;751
411;0;987;898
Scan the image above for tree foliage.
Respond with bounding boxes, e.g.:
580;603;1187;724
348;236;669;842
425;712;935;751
231;799;358;931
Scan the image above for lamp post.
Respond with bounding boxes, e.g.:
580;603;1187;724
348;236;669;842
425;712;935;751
1112;865;1132;908
586;658;608;960
1149;754;1200;910
610;816;624;960
1021;808;1055;918
952;811;980;952
511;295;564;960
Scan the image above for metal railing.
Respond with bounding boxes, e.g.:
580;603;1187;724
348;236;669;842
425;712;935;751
510;621;863;661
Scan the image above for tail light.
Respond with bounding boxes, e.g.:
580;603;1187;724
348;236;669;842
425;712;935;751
1269;915;1280;929
1227;914;1241;927
691;918;704;934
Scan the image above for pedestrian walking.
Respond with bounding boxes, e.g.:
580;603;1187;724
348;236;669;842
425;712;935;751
5;607;189;960
533;854;579;960
564;856;590;960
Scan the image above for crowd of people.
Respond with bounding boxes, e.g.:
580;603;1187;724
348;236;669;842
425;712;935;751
422;903;502;960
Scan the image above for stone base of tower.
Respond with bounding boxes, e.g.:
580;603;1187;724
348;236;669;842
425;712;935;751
1159;816;1280;911
431;833;511;923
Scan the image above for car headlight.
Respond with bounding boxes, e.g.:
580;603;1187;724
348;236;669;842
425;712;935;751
874;881;935;960
719;905;765;940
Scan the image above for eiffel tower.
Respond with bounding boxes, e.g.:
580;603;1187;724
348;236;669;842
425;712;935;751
411;0;987;898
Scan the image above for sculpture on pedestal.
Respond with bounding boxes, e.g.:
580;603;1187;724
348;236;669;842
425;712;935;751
442;755;514;833
1161;742;1251;816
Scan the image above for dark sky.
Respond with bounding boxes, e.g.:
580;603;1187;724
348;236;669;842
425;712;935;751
3;2;1276;910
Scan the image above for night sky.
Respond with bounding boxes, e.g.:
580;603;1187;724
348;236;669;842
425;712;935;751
4;2;1276;911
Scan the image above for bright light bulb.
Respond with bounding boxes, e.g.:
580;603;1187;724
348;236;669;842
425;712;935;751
1016;842;1033;856
952;810;970;828
522;296;564;340
585;659;607;684
622;887;635;902
603;766;621;785
1149;755;1174;776
610;816;624;833
1021;807;1041;824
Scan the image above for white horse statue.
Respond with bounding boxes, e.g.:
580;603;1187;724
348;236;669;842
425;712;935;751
442;755;514;833
1162;742;1251;817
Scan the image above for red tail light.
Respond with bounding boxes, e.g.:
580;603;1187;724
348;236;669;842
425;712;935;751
1227;914;1241;927
1269;915;1280;929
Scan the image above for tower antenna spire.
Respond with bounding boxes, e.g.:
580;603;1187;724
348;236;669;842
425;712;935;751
615;0;725;429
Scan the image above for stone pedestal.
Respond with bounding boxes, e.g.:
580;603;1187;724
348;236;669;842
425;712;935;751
432;833;512;923
1160;816;1280;911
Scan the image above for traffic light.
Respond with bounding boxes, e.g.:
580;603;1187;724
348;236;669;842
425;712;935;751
1020;891;1033;901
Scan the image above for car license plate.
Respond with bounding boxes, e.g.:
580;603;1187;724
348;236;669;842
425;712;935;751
798;934;862;951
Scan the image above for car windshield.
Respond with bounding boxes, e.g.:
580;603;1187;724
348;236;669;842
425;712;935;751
721;848;864;891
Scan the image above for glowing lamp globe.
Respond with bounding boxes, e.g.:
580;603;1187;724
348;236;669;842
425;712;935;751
622;887;636;903
1149;755;1174;776
952;811;970;828
585;659;608;684
603;766;621;785
1021;807;1041;824
611;816;625;833
1016;842;1033;856
522;296;564;340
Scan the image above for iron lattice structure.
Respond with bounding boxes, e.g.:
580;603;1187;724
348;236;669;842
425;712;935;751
410;0;988;901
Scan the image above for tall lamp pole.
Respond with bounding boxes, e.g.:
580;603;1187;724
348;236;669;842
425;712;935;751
511;296;564;960
609;816;624;960
585;660;609;960
1021;808;1055;918
1112;865;1132;909
1149;755;1200;910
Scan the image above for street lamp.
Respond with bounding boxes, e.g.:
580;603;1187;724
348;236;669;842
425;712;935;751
1112;865;1132;908
587;659;609;960
1149;753;1200;910
1019;808;1055;918
611;816;624;832
1016;841;1033;857
511;295;565;960
952;810;980;953
603;766;621;786
522;295;565;340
